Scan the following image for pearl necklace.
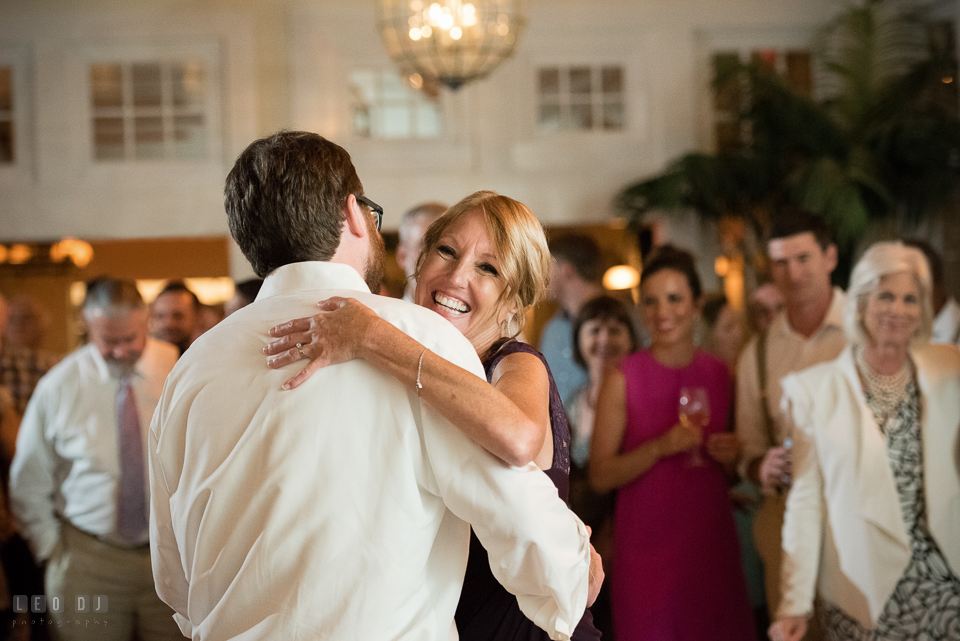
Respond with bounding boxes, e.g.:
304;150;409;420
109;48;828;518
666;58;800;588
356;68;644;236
854;345;912;430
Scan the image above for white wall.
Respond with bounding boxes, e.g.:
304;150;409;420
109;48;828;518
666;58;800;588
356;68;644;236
0;0;846;279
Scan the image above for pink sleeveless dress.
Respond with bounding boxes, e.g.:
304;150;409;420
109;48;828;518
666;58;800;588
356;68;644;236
612;349;753;641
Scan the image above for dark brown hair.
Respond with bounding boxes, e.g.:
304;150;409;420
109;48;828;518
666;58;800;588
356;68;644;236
225;131;364;277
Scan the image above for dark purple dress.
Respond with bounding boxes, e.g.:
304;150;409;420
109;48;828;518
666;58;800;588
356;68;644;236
455;338;601;641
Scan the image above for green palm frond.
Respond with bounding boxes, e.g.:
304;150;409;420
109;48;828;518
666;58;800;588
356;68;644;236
617;0;960;260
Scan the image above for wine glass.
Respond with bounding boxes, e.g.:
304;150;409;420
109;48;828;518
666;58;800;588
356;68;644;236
678;387;710;467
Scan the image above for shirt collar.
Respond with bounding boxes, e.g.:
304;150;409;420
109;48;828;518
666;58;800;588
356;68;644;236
774;286;846;339
87;342;148;383
257;262;370;301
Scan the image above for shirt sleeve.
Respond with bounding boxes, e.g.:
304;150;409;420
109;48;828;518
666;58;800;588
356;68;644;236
148;373;194;638
9;381;62;562
777;374;823;619
418;335;591;641
735;336;769;481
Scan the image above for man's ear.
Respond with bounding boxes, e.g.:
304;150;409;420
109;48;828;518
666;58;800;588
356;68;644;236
825;243;839;273
343;194;369;240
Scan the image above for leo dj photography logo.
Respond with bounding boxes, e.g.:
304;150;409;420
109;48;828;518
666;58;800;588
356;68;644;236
12;595;108;614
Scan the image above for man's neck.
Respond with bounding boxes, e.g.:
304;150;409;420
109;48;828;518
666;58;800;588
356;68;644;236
786;287;834;339
561;280;604;317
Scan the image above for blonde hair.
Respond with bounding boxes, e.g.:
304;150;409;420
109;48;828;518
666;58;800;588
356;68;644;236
844;241;934;347
415;191;551;336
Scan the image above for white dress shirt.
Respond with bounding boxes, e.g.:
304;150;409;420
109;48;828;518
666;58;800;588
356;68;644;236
10;338;178;561
735;287;847;480
149;261;591;641
932;297;960;345
778;344;960;627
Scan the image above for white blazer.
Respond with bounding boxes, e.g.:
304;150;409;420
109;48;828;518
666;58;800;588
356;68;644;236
777;343;960;628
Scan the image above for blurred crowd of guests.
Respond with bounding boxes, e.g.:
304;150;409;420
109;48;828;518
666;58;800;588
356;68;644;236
0;200;958;641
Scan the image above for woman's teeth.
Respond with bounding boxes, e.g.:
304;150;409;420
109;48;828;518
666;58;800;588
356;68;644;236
435;293;469;313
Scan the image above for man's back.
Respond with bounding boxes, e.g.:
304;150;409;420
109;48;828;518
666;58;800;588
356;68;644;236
150;263;590;641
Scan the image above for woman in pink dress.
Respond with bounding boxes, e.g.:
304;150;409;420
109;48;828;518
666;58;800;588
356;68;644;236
590;246;754;641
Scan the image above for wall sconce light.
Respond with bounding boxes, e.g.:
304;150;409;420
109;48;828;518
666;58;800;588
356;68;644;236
50;238;95;268
8;244;34;265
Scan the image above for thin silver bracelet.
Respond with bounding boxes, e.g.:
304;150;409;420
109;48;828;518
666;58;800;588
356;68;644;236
416;348;428;396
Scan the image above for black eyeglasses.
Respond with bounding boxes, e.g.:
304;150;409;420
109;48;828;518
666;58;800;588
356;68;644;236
356;195;383;232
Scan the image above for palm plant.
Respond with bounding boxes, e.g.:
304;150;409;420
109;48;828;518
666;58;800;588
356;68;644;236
617;0;960;281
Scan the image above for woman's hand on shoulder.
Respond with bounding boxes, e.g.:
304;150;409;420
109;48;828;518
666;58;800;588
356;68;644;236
263;297;382;389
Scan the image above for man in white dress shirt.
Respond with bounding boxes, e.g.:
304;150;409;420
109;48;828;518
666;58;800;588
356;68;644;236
149;131;596;641
735;210;847;627
9;278;182;641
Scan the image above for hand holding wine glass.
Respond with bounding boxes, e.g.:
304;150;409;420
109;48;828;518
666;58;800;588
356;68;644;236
678;387;710;466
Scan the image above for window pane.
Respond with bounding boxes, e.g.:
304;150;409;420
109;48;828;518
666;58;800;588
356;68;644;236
715;121;741;154
381;104;412;138
539;68;559;94
173;114;206;159
415;104;442;138
381;73;407;101
0;66;11;112
751;49;777;72
0;121;12;163
538;103;561;133
569;67;591;94
569;103;593;129
601;67;622;93
93;117;125;160
132;63;162;108
172;61;205;108
785;51;812;97
602;102;624;130
134;116;164;158
91;64;123;109
713;53;741;112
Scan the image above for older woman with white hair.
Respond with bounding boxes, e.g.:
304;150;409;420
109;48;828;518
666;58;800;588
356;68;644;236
769;241;960;641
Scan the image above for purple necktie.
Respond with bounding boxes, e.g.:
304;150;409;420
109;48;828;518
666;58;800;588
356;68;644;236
116;376;147;542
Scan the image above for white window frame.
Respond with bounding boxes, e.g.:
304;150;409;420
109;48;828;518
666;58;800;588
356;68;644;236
0;44;33;182
695;27;818;153
70;40;222;173
535;63;627;135
347;68;445;141
89;60;209;162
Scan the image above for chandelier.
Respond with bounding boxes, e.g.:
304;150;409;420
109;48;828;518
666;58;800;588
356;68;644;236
375;0;526;91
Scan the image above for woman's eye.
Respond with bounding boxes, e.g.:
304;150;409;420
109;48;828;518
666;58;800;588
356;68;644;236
480;263;499;277
438;245;455;258
877;292;894;301
904;294;919;305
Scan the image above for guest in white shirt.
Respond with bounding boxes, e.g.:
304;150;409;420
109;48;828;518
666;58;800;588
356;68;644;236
9;278;181;641
904;239;960;346
149;131;597;641
769;241;960;641
735;209;847;624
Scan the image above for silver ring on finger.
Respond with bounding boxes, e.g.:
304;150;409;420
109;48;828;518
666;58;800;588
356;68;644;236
296;342;306;359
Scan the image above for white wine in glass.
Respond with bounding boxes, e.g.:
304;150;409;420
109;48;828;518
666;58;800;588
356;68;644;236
678;387;710;467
